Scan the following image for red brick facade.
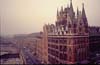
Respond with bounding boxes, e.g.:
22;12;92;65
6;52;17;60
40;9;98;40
42;0;89;64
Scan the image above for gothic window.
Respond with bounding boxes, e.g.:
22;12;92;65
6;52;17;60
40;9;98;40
48;48;50;52
74;24;77;28
60;53;67;60
69;47;71;52
61;26;63;31
55;51;59;57
74;29;76;33
51;39;53;43
60;45;66;51
48;44;50;47
85;28;88;33
65;14;67;17
66;26;68;31
63;40;67;44
74;39;77;44
80;23;82;26
62;31;64;35
48;55;51;62
58;32;60;35
63;46;67;51
68;39;71;45
56;45;58;49
63;26;66;30
56;27;58;32
55;40;58;43
85;25;88;33
69;56;72;61
60;39;63;43
60;45;62;51
66;31;68;34
63;54;67;60
79;27;82;32
55;59;59;63
49;56;56;64
48;39;50;42
68;24;71;28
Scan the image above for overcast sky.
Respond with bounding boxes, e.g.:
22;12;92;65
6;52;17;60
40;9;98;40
0;0;100;36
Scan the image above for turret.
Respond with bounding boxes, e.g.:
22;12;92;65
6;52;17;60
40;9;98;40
82;3;88;33
69;0;74;19
67;4;69;8
57;8;59;20
61;6;63;13
82;3;87;22
70;0;73;12
77;7;79;18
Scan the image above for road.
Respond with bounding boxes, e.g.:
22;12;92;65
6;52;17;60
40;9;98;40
21;47;40;64
12;40;41;64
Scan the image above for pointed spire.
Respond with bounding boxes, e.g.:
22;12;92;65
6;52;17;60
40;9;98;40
70;0;73;11
70;0;72;3
82;3;87;23
67;4;69;8
82;3;86;18
57;8;59;20
77;7;79;17
57;8;59;16
61;6;63;12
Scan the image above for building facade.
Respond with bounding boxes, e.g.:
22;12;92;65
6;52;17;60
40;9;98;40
42;0;89;64
89;26;100;53
33;0;100;64
35;32;48;64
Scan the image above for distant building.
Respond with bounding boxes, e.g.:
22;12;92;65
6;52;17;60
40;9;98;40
89;26;100;53
0;46;24;64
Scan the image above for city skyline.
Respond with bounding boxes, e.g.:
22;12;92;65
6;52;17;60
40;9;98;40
0;0;100;64
0;0;100;36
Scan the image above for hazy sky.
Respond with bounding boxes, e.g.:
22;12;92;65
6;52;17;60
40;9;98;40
0;0;100;36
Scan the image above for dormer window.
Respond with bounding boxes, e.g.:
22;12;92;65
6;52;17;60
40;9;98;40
80;23;82;26
58;32;60;35
62;31;64;35
96;28;99;32
74;29;76;33
85;28;88;33
79;27;81;32
63;26;66;31
68;24;71;28
66;26;68;31
74;24;77;28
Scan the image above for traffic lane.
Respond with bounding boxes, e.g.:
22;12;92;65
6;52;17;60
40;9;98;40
24;48;40;63
21;49;33;64
22;48;39;64
23;49;39;64
22;48;39;63
24;52;37;64
21;49;35;64
26;57;35;64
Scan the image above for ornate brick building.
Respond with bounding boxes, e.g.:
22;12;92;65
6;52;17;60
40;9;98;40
43;0;89;64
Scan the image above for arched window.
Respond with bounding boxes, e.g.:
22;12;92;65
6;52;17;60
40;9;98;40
68;24;71;28
74;29;76;33
79;27;81;32
58;32;60;35
62;31;64;35
74;24;77;28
